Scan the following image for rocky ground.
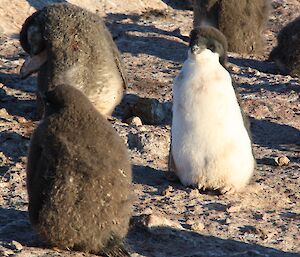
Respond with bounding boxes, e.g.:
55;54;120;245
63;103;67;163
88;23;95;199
0;0;299;256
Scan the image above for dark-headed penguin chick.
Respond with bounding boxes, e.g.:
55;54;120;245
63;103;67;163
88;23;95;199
26;84;132;255
193;0;270;54
20;3;127;116
169;26;255;194
269;16;300;77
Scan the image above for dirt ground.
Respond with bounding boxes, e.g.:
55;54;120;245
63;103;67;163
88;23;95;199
0;0;299;256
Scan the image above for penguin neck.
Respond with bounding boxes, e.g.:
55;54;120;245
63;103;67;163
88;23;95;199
188;49;220;65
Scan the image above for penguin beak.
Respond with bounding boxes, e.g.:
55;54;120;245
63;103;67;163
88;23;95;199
20;50;47;79
190;44;205;55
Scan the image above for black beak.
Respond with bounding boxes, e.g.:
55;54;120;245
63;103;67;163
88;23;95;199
191;44;205;54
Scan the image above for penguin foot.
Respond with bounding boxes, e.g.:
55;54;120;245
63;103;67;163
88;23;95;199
220;186;236;195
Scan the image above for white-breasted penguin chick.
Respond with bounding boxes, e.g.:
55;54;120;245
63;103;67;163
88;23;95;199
19;3;127;116
170;26;255;194
26;84;132;255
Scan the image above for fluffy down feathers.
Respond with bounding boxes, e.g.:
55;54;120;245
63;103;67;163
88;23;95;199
27;84;132;255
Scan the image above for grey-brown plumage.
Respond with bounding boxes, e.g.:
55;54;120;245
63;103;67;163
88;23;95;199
193;0;270;54
27;84;132;255
269;16;300;77
20;3;127;116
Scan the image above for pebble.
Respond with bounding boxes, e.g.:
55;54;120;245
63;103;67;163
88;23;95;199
189;189;200;198
0;248;14;256
126;116;143;126
10;240;23;252
226;205;241;213
161;185;173;196
143;214;183;230
15;116;27;124
275;156;290;166
190;221;205;232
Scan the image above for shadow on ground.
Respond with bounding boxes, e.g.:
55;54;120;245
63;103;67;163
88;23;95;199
133;165;169;189
251;118;300;151
105;13;188;63
229;57;280;75
25;0;66;9
0;207;38;246
0;73;38;120
127;225;299;257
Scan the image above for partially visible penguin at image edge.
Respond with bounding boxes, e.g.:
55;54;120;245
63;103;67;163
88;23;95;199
169;26;255;194
19;3;127;117
193;0;271;54
269;16;300;77
26;84;132;256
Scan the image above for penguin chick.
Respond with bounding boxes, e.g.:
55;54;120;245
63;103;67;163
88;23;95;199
20;3;127;116
193;0;270;54
26;84;132;255
269;16;300;77
170;26;255;194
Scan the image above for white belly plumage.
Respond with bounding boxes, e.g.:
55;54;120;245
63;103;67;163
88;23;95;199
171;52;255;193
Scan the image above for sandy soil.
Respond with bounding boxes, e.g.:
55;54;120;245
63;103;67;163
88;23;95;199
0;0;299;256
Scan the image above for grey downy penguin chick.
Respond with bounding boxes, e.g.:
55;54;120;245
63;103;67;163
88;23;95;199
26;84;132;255
269;16;300;77
193;0;270;54
169;26;255;194
19;3;127;116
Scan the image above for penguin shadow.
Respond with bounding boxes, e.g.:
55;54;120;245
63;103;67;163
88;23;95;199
0;73;38;120
133;165;169;189
105;13;188;62
0;207;38;246
127;224;299;257
239;79;300;94
0;130;29;171
229;56;280;75
251;118;300;151
132;165;216;197
25;0;66;9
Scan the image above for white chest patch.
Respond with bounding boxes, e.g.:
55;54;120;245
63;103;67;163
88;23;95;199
171;50;255;192
64;64;124;116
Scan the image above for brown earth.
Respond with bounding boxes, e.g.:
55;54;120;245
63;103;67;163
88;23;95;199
0;0;299;256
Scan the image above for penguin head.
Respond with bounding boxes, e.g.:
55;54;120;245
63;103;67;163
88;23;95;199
20;11;46;56
43;84;91;116
19;10;48;79
189;26;228;65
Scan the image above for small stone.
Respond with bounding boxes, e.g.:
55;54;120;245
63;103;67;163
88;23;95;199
10;241;23;252
143;214;183;230
189;189;200;198
0;248;14;256
126;116;143;126
142;208;153;215
225;218;231;224
229;65;240;73
190;221;205;232
15;116;27;123
240;225;258;234
226;205;241;213
161;185;173;196
275;156;290;166
257;228;269;240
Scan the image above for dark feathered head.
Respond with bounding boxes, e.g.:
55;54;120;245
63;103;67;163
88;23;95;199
43;84;92;116
189;26;228;65
20;10;46;56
